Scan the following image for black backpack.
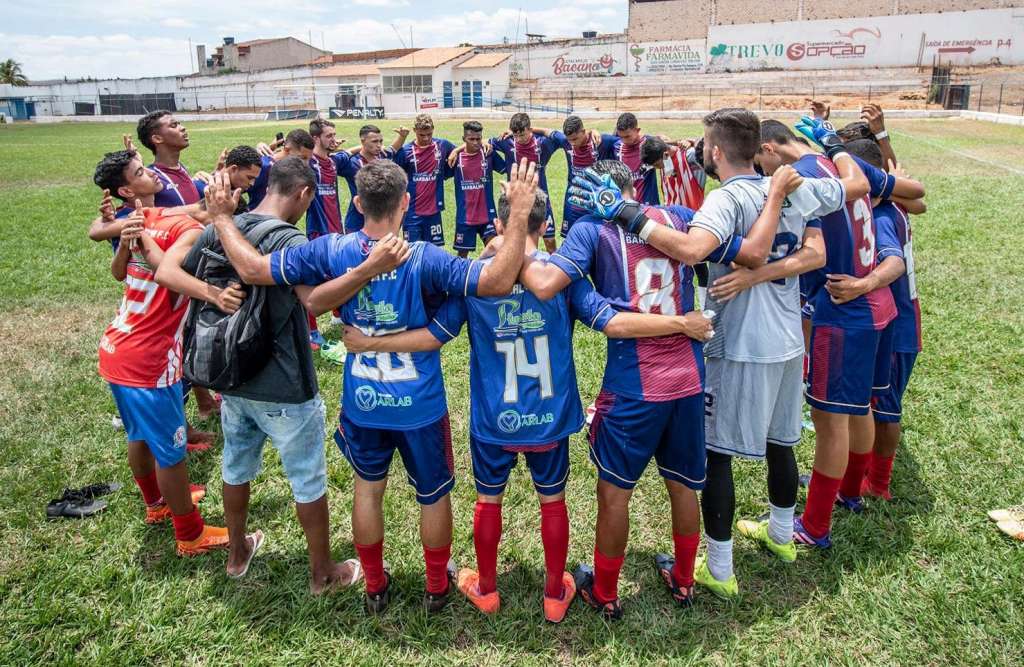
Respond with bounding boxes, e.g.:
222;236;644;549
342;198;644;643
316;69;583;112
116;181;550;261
182;219;295;391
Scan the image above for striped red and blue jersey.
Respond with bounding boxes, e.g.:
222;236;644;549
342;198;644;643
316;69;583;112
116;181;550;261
490;134;561;218
794;153;897;330
392;139;456;217
452;149;505;226
336;149;396;233
607;134;660;205
269;232;483;429
306;152;348;237
150;163;202;207
549;205;738;402
428;251;616;447
550;130;617;224
874;201;922;353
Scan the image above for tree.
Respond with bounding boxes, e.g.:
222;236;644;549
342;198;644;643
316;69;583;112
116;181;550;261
0;59;29;86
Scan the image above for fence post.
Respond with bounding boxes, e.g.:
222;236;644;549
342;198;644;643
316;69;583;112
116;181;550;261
661;87;664;113
530;89;533;109
224;93;228;111
759;86;763;111
811;84;815;101
707;87;712;110
977;83;983;111
997;84;1004;114
613;88;618;111
868;84;872;102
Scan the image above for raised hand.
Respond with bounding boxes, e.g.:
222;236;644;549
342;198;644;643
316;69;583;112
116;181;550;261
256;142;274;158
215;147;229;172
99;189;116;222
502;158;539;223
204;170;241;219
122;134;138;155
806;99;831;120
861;104;885;135
567;169;625;220
794;115;845;159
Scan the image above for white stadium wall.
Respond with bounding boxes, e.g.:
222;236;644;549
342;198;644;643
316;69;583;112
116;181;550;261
510;42;629;80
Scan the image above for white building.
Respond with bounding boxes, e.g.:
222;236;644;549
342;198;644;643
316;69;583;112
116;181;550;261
314;64;384;119
378;47;513;115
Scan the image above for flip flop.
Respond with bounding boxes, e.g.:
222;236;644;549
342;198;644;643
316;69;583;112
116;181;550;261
988;508;1024;523
227;530;266;579
997;519;1024;541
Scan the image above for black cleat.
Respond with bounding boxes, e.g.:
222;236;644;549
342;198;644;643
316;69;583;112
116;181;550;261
423;559;457;613
365;572;393;615
573;563;623;621
46;489;107;520
654;554;694;608
75;482;122;499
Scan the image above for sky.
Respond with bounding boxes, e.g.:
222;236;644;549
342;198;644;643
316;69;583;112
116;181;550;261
3;0;627;81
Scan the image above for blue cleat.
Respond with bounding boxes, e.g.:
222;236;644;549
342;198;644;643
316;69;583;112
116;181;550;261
573;563;623;621
793;516;832;549
835;493;866;514
309;329;326;351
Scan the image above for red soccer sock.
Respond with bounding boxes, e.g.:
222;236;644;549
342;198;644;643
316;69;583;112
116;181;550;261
133;471;162;506
867;453;896;494
473;502;502;595
671;532;700;588
307;311;318;333
540;500;569;598
593;547;624;604
801;469;842;539
839;451;872;498
171;506;204;542
355;541;387;594
423;543;452;595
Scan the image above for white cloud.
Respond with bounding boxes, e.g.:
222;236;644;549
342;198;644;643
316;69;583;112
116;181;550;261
160;17;194;28
1;33;193;80
352;0;410;6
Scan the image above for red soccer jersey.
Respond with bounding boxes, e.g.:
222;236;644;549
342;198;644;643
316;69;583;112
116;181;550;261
98;208;202;388
661;149;704;210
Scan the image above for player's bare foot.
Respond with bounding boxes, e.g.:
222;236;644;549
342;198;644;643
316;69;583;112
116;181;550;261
194;387;221;420
186;424;215;444
310;558;362;595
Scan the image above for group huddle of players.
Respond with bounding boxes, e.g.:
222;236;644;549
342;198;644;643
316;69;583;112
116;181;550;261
87;102;924;622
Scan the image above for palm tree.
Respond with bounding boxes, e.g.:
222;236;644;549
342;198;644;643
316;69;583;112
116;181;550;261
0;59;29;86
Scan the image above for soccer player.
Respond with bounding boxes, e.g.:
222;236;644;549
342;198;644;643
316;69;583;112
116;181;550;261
339;187;714;622
536;115;615;238
450;121;505;258
247;129;315;210
519;159;782;617
833;138;922;503
392;114;456;246
608;112;660;206
203;158;538;614
489;112;562;253
93;150;247;556
755;117;922;548
642;136;705;211
631;109;851;597
136;110;204;207
336;124;409;234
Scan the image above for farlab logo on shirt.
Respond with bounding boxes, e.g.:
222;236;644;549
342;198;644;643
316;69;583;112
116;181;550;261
496;409;554;434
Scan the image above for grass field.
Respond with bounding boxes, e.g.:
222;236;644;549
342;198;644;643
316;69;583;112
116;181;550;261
1;116;1023;665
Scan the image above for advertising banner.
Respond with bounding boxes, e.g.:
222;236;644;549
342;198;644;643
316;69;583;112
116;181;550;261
510;43;627;80
627;40;706;75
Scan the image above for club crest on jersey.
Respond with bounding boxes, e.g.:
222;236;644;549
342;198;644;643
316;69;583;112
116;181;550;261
355;289;399;324
354;386;378;411
354;385;412;411
497;409;554;434
494;299;545;336
173;426;186;450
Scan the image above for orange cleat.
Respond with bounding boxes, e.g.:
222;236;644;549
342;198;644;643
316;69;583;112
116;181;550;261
456;568;500;615
176;524;230;557
144;484;207;524
543;571;576;624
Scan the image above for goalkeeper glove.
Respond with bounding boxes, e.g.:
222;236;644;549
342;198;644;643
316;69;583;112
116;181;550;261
794;115;847;161
567;169;648;235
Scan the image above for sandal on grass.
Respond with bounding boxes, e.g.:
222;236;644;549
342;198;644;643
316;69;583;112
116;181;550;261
227;530;266;579
997;520;1024;541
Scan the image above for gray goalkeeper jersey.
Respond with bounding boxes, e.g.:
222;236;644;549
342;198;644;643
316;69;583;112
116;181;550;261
690;174;844;363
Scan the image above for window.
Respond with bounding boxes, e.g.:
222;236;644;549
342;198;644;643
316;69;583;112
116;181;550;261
382;74;433;94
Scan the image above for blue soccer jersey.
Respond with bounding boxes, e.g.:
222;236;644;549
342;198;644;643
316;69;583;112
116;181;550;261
490;134;561;218
548;205;739;402
337;150;395;233
392;139;456;218
428;251;616;447
794;153;897;331
452;149;505;226
245;155;275;210
607;135;660;206
874;200;921;353
550;130;617;226
269;232;482;429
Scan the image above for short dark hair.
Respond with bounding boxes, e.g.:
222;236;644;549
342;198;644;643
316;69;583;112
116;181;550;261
844;138;885;170
838;121;874;143
703;108;760;164
759;119;800;147
359;124;382;138
563;115;585;136
356;160;408;220
309;118;335;137
463;120;483;135
509;112;531;134
642;136;669;167
615;112;638;132
93;150;136;199
591;159;633;192
497;189;549;235
284;129;314;150
136;110;172;153
225;145;261;170
268;156;316;196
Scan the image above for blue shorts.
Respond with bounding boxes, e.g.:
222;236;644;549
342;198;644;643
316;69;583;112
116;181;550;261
109;382;187;468
872;351;918;423
220;394;328;504
470;436;569;497
404;212;444;246
335;410;454;505
806;324;888;416
454;221;496;252
872;323;895;395
588;390;706;491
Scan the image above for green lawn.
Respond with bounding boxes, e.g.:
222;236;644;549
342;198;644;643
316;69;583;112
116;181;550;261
1;117;1023;665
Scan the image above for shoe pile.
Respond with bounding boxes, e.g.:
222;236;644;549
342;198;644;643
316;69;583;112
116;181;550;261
46;482;121;520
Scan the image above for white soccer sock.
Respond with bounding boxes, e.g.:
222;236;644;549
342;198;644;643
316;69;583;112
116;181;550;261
768;502;796;545
705;536;733;582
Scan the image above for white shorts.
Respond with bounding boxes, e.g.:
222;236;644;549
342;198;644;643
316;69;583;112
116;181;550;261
704;355;803;459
